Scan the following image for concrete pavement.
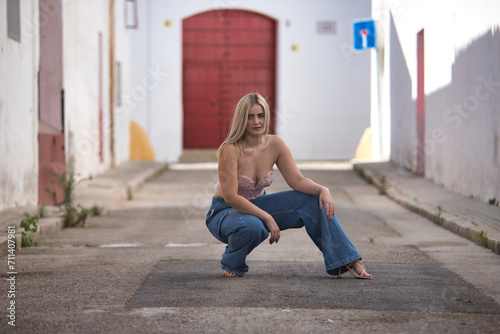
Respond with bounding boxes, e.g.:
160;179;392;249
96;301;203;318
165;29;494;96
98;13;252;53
0;161;166;255
1;160;500;333
353;161;500;255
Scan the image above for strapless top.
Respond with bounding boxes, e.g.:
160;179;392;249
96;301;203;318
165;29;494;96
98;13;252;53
215;170;273;200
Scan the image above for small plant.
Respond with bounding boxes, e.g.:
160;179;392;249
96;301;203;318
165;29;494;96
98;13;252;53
89;205;104;216
368;237;374;244
477;231;488;247
435;205;442;224
20;212;39;247
46;163;94;228
66;204;90;227
379;176;387;195
127;186;133;201
383;221;399;235
38;205;47;218
488;198;499;206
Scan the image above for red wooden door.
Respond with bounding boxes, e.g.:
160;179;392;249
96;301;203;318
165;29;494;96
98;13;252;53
182;10;276;148
183;66;221;147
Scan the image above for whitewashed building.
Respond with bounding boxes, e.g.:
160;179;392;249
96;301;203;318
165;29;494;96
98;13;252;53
0;0;39;210
129;0;373;162
0;0;132;210
375;0;500;202
3;0;498;211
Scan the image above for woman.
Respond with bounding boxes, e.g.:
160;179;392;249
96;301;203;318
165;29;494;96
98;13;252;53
206;93;372;279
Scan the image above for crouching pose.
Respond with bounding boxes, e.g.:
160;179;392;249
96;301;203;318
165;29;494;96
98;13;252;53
206;93;372;279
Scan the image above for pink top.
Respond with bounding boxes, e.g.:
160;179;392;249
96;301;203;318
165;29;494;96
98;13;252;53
215;170;273;200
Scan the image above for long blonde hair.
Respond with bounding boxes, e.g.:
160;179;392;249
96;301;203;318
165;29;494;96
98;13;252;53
217;93;271;159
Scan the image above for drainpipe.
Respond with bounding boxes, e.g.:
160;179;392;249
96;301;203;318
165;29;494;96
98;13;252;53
109;0;116;167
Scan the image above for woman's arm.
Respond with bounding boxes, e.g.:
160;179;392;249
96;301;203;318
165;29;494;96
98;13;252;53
274;136;335;219
218;144;281;244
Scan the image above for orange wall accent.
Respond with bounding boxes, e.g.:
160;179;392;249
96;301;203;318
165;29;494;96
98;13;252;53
130;121;155;161
355;127;373;160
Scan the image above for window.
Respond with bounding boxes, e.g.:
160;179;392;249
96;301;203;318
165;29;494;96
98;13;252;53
125;0;138;29
7;0;21;42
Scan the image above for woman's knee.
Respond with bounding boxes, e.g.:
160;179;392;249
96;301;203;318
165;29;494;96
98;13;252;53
274;190;317;208
237;216;268;242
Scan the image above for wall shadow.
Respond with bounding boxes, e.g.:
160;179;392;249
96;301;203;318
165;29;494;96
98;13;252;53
389;12;415;170
425;27;500;201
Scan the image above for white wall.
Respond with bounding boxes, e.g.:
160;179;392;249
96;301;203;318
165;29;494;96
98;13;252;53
64;0;131;176
0;0;39;210
0;0;132;211
380;0;500;202
130;0;372;162
114;0;132;165
64;0;110;176
388;12;414;168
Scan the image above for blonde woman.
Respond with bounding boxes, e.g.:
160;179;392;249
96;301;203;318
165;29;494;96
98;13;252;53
206;93;372;279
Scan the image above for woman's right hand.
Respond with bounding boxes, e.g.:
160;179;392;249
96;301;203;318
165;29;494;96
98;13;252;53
264;215;281;244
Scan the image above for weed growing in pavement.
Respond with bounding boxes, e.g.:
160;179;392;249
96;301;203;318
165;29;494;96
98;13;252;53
38;205;47;218
127;186;133;201
379;176;387;195
383;221;401;236
488;198;499;206
434;205;443;224
20;212;39;247
368;237;374;244
89;205;104;216
45;163;102;228
477;231;488;247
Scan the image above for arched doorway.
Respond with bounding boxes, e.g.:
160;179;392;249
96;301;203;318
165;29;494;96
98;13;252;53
182;9;276;148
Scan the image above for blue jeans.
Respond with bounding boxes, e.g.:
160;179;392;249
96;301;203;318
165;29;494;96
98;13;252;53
205;190;362;276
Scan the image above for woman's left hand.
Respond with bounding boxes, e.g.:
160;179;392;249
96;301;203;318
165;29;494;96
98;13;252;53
318;186;335;220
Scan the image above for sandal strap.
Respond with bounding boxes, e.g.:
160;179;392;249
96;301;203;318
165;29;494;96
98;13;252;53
347;261;371;278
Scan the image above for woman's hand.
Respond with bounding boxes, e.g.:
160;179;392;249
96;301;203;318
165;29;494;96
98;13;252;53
264;215;281;244
318;186;335;220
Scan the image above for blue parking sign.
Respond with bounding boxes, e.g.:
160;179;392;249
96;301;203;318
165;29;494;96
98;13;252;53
353;19;376;51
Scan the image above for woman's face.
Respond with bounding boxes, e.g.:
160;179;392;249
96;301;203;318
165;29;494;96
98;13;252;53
245;104;265;136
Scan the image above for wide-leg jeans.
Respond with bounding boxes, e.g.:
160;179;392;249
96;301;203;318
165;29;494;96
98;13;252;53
205;190;362;277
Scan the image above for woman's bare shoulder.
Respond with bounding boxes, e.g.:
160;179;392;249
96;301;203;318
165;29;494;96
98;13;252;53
267;134;287;149
220;143;239;155
219;143;240;164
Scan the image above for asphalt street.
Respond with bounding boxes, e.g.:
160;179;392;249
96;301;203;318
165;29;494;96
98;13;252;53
1;165;500;333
